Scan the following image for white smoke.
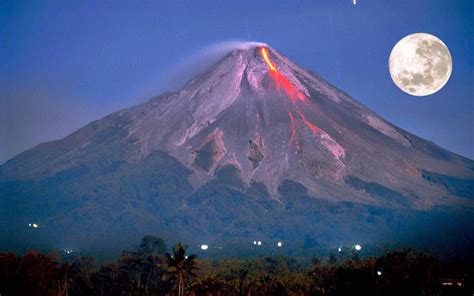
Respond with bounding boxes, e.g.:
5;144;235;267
157;40;268;92
196;40;268;55
181;40;267;67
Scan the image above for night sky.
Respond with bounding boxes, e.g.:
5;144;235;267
1;0;472;163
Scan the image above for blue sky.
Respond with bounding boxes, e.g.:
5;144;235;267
0;0;472;163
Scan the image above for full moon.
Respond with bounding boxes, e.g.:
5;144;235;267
389;33;452;96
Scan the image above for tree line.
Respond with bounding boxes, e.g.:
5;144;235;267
0;235;472;295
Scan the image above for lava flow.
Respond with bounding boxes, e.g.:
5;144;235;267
260;47;306;102
287;111;302;152
296;109;319;133
259;46;320;154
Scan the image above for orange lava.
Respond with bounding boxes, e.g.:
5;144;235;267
260;47;277;72
288;111;301;152
296;109;319;134
260;47;307;102
260;47;320;146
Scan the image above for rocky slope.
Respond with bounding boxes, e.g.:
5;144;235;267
1;44;473;253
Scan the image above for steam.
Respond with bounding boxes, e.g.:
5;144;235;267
157;40;268;92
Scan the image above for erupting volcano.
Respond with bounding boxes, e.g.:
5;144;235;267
260;46;319;138
1;43;473;252
260;47;308;102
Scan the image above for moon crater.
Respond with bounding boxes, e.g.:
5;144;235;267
389;33;452;96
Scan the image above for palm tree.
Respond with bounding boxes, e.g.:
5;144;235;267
165;242;198;296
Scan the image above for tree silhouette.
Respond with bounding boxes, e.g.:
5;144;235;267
165;242;198;296
137;235;167;258
234;269;254;296
190;274;227;295
0;242;466;296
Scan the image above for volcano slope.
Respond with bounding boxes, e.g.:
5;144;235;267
1;44;473;254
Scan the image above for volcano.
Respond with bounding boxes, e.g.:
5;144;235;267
1;44;473;254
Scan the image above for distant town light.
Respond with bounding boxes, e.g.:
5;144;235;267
354;244;362;251
257;241;262;246
63;248;73;254
29;223;40;229
277;241;283;247
253;241;257;245
200;244;208;250
338;247;342;252
185;256;188;259
377;270;382;276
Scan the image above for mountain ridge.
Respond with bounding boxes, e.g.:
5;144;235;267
1;44;473;252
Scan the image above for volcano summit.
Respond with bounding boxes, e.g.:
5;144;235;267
1;44;473;253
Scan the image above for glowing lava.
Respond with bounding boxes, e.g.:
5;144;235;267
260;47;277;72
260;47;306;102
296;109;319;134
260;47;320;152
288;111;301;152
